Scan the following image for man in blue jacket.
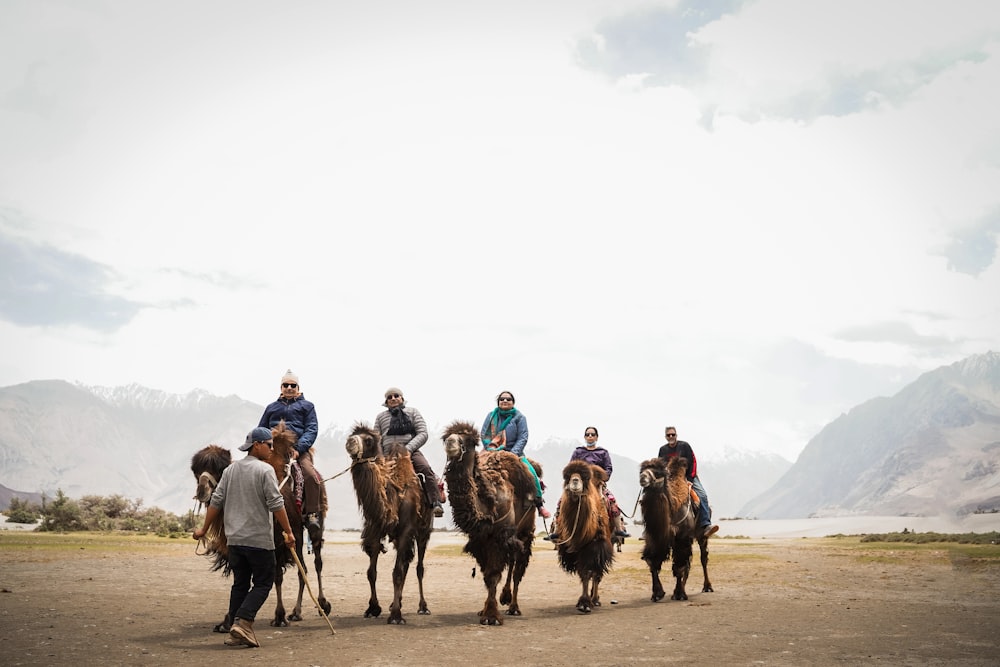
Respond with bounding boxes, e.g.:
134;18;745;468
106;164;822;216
259;370;323;527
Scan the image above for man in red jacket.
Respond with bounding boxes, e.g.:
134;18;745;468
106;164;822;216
657;426;718;538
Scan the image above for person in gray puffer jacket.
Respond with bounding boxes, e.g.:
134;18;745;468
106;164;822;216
374;387;444;517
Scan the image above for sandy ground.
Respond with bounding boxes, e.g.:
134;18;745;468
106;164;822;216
1;529;998;666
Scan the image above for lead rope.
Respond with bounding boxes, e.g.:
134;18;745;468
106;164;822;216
550;495;584;547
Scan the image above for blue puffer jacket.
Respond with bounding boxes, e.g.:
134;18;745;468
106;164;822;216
259;394;318;455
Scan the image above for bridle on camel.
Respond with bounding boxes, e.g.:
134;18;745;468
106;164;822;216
322;456;378;483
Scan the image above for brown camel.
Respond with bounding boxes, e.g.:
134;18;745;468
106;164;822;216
344;422;433;624
441;420;541;625
191;420;331;631
551;459;615;613
638;456;713;601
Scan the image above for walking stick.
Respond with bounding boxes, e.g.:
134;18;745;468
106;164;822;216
284;532;336;635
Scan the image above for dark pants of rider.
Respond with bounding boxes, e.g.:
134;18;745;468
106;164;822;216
228;545;276;623
298;449;321;515
409;449;439;505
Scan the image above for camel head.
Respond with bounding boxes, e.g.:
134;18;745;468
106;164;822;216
345;422;381;461
442;420;478;461
271;420;298;464
639;457;669;489
562;459;607;496
191;444;231;504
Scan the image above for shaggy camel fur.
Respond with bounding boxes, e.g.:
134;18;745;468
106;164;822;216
638;456;713;602
345;422;433;624
191;420;331;631
442;420;542;625
552;460;615;613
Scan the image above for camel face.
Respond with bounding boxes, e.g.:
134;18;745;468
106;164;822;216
194;471;217;503
566;471;586;495
639;468;658;488
443;433;466;460
345;424;380;461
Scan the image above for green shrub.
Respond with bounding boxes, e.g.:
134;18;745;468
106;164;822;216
3;496;42;524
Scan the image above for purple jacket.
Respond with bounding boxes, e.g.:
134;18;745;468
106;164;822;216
570;445;613;480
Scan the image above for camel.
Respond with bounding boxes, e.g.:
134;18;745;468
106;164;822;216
638;456;713;601
191;420;331;631
344;422;433;624
551;460;615;613
441;420;541;625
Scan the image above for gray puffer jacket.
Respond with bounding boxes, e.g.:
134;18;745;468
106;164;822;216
374;404;428;455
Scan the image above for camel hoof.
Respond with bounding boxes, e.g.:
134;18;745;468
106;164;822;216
212;622;230;633
505;608;521;616
365;605;382;618
481;617;503;626
270;617;289;627
651;593;665;602
418;608;431;615
671;593;688;601
387;617;405;625
320;600;332;615
703;584;714;593
288;612;303;622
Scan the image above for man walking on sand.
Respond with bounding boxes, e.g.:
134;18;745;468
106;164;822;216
193;426;295;648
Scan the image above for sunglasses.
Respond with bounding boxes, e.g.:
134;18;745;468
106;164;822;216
666;433;677;438
498;397;514;402
282;383;298;389
584;432;597;437
386;393;401;399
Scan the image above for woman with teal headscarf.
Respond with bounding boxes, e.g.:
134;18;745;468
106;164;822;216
480;390;549;518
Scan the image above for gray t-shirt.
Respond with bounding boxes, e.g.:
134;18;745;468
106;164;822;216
209;454;285;550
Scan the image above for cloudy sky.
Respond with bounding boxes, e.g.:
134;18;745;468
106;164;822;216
2;0;999;465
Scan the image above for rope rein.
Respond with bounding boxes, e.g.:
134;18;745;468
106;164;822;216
550;494;584;547
322;456;377;483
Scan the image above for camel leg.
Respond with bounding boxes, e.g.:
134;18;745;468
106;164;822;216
363;545;383;618
499;563;514;609
290;537;306;622
591;574;602;607
698;536;713;593
670;539;693;601
271;563;289;627
388;537;415;624
480;568;504;626
212;612;233;633
505;542;531;616
415;532;430;615
644;552;667;602
576;575;593;613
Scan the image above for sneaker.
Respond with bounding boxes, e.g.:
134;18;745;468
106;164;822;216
229;618;259;648
537;506;552;519
701;524;719;538
433;502;444;518
543;532;558;542
614;529;630;538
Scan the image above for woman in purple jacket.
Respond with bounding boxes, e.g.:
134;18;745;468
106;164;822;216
547;427;629;540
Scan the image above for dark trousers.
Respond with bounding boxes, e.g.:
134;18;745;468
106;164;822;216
228;545;276;622
410;449;439;505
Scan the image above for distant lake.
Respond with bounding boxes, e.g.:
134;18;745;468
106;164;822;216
718;514;1000;538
